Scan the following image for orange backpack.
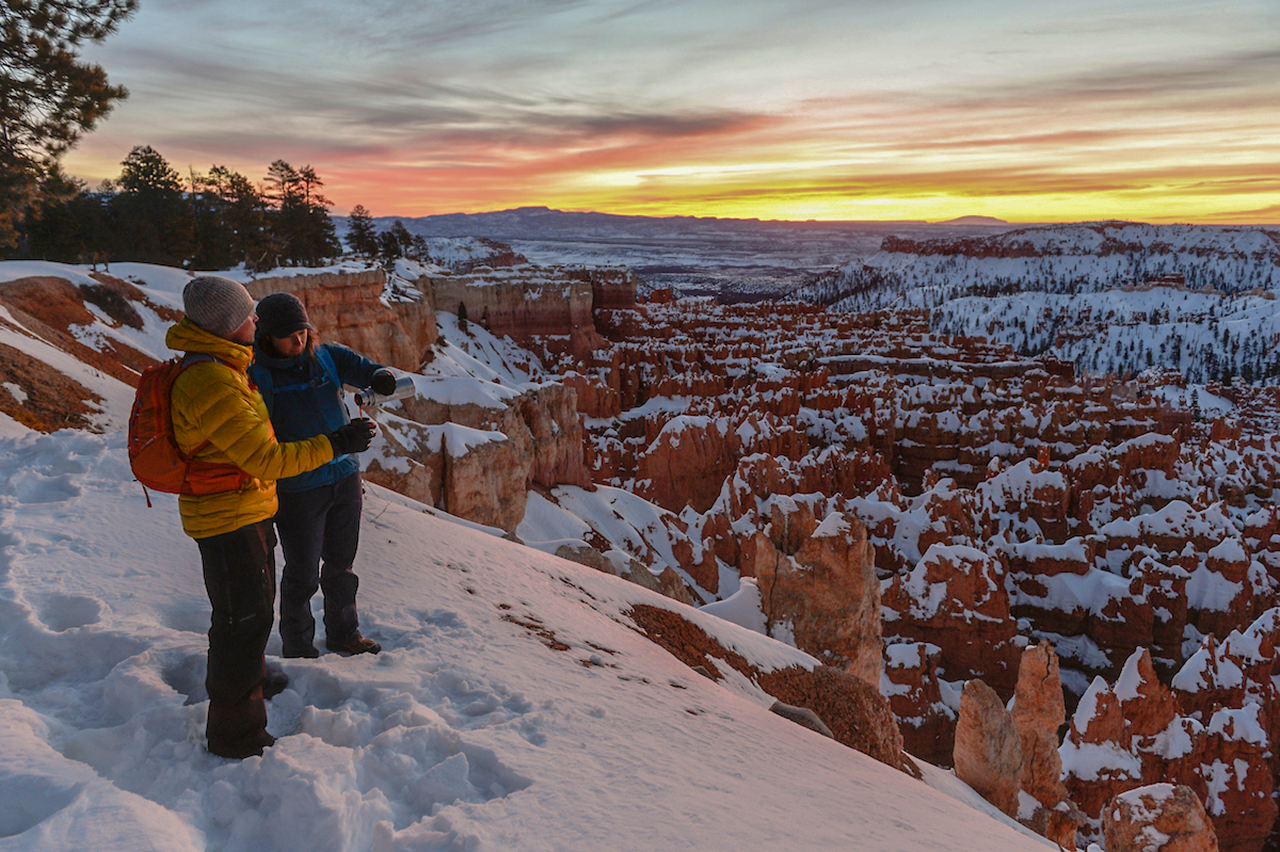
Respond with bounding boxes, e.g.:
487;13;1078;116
127;354;251;503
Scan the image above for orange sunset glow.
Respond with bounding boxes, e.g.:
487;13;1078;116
64;0;1280;224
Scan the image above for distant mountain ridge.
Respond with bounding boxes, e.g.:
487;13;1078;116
877;221;1280;265
342;206;1015;243
330;208;1028;303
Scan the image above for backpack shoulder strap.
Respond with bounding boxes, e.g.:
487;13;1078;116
172;353;225;458
252;362;275;414
178;352;217;371
314;344;340;387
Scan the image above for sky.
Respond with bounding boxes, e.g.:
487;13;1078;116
61;0;1280;224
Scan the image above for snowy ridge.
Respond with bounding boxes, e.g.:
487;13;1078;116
931;286;1280;385
805;222;1280;310
0;430;1050;851
789;223;1280;386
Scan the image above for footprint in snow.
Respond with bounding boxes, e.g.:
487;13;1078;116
37;592;102;631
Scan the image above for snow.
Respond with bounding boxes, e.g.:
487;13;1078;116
427;311;542;387
1058;740;1143;783
1151;718;1198;761
0;429;1054;851
532;484;692;592
0;306;137;432
1072;677;1111;737
700;578;768;635
1008;563;1132;623
1;260;107;288
1113;649;1149;703
1185;566;1244;614
1170;640;1244;693
409;376;521;410
1207;704;1267;746
517;491;593;548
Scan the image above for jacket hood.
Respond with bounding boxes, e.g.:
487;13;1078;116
165;317;253;371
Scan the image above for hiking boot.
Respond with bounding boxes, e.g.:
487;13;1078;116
282;644;320;659
263;670;289;701
325;634;381;655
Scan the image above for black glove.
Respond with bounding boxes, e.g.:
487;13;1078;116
327;418;375;455
370;368;397;396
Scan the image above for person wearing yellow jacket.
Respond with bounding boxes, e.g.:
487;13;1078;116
166;275;375;759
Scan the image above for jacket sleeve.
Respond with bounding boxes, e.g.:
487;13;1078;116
173;361;334;481
325;343;384;389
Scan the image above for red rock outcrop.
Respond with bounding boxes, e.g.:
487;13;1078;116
243;268;433;370
881;544;1019;693
363;419;529;533
0;275;168;384
1011;642;1068;807
1010;642;1086;849
636;415;738;513
1104;785;1219;852
0;274;173;429
753;512;882;686
882;641;954;764
425;266;609;359
953;678;1022;818
515;383;593;491
1063;633;1280;852
759;665;917;778
625;603;914;777
364;377;592;533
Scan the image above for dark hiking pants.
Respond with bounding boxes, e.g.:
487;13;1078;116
276;471;363;653
197;519;277;757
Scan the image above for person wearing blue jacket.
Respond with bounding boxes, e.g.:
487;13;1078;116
248;292;397;659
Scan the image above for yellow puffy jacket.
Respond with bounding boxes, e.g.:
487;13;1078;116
165;318;334;539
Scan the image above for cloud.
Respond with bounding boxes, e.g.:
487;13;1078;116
62;0;1280;223
949;47;1280;110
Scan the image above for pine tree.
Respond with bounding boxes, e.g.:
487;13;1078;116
109;145;193;265
264;160;339;266
22;168;110;263
345;204;378;257
188;164;268;269
1;0;136;254
377;219;413;261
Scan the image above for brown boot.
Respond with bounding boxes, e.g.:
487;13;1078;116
325;634;381;655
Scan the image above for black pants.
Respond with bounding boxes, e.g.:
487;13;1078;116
276;472;363;653
197;519;276;755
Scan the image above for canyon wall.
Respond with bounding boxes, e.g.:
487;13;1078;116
243;268;433;371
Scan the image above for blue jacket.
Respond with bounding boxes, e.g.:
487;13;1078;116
248;341;384;493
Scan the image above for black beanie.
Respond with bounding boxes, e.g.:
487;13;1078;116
256;292;315;339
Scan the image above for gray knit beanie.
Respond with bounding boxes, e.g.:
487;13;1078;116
183;275;255;338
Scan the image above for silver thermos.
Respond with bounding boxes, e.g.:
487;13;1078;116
354;375;416;408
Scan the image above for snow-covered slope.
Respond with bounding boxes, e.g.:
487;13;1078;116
0;429;1051;851
794;223;1280;384
807;222;1280;310
933;286;1280;385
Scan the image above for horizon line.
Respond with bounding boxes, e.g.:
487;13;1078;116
335;207;1280;228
